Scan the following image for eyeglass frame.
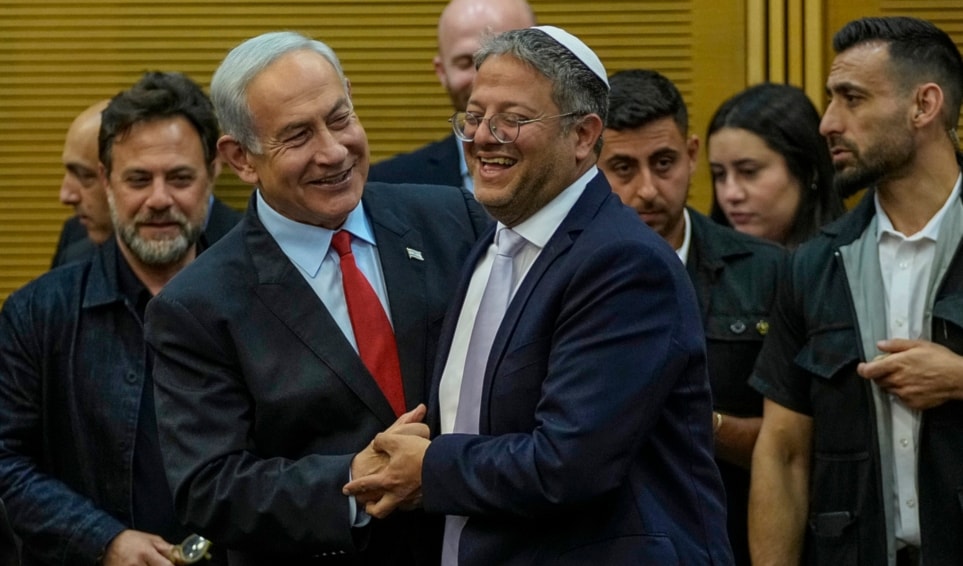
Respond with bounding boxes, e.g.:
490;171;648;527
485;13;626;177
449;111;577;144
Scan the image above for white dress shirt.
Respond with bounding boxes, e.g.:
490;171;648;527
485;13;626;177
255;190;393;353
438;167;598;434
874;174;962;547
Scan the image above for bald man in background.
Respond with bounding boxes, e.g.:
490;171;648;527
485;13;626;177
52;100;112;267
367;0;535;190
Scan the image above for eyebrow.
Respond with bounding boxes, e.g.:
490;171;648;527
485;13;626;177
826;81;868;96
276;96;352;138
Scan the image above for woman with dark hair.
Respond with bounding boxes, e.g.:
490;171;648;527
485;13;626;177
707;83;844;248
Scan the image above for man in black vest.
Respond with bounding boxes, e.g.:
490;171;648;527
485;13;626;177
750;16;963;566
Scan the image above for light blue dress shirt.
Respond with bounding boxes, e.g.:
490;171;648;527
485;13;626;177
255;189;390;526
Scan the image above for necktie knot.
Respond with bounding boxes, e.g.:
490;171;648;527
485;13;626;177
331;230;352;258
495;228;526;258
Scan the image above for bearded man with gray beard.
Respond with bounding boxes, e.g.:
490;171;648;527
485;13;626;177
0;71;234;566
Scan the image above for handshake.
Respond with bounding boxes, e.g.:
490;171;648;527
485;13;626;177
343;404;432;519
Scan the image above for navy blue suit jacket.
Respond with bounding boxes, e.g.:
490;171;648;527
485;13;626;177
368;135;463;188
422;173;733;565
145;183;490;565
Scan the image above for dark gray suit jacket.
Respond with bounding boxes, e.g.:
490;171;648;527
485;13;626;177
145;183;489;565
367;135;463;188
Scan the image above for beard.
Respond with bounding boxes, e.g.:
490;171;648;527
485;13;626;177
830;123;915;198
110;200;206;266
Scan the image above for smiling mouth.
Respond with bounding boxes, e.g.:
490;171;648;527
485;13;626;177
478;156;517;170
313;167;352;185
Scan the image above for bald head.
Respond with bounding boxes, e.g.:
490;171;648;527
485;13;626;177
434;0;535;111
60;99;113;244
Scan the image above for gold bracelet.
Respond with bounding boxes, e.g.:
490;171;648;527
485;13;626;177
713;412;724;435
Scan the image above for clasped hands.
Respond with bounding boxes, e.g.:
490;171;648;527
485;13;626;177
344;404;431;519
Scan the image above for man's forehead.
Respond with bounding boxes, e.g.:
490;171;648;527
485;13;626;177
828;42;891;83
607;120;687;147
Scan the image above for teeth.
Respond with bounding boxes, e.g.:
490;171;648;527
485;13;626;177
480;157;516;166
318;169;350;184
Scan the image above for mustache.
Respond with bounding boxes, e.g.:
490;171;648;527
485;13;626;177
828;136;858;153
134;208;188;227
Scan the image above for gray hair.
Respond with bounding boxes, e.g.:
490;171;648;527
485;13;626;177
210;31;347;153
474;28;609;153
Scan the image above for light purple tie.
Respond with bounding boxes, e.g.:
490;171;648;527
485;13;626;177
443;227;526;565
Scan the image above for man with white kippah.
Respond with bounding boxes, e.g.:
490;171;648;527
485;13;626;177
344;26;733;565
368;0;536;190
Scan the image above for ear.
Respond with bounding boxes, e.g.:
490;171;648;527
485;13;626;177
212;155;224;179
686;134;700;176
913;83;944;128
574;114;605;161
345;78;353;100
433;54;448;89
218;135;260;185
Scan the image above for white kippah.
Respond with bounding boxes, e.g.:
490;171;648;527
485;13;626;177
531;25;609;89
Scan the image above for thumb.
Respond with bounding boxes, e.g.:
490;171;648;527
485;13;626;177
372;432;400;453
389;404;427;430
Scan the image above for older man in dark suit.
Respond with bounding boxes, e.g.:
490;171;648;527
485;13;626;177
144;32;489;565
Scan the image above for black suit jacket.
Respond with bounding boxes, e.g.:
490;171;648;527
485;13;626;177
368;135;463;188
0;499;18;566
49;216;90;268
145;183;489;565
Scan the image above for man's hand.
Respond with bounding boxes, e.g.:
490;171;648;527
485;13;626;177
102;529;174;566
857;339;963;410
343;432;430;519
350;404;428;504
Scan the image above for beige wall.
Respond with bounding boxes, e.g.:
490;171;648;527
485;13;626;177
0;0;960;301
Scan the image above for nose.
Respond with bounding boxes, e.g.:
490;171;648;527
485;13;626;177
145;177;175;210
313;130;350;165
819;99;840;138
716;173;746;204
60;174;80;206
470;116;501;146
634;170;659;202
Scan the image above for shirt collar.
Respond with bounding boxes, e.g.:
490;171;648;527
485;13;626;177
676;208;693;265
456;137;473;192
255;189;375;277
875;173;962;243
509;166;596;249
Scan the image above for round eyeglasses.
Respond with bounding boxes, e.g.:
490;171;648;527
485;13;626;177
449;111;576;144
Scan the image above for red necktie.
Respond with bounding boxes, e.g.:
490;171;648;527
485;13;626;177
331;230;406;416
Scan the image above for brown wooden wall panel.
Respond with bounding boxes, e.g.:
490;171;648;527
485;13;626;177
0;0;741;303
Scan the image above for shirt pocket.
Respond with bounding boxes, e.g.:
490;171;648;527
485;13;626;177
793;325;861;380
704;313;770;415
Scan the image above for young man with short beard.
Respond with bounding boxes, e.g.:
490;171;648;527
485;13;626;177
0;71;234;565
750;16;963;566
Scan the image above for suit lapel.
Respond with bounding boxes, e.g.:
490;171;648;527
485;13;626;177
479;174;613;417
244;202;398;427
362;186;434;414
